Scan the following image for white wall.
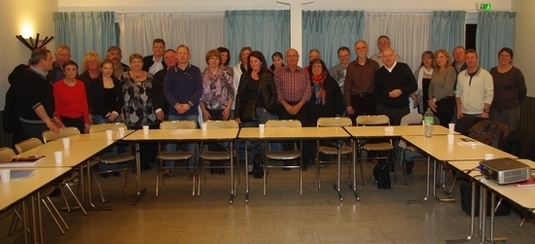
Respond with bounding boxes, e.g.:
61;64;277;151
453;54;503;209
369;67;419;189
58;0;511;12
512;0;534;97
0;0;57;109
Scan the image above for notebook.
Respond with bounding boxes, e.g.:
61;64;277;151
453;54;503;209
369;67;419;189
0;155;45;167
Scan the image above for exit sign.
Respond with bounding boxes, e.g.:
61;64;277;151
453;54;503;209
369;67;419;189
478;3;492;11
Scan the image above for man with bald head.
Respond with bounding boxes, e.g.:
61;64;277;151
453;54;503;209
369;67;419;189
373;48;416;125
274;48;312;170
370;35;403;67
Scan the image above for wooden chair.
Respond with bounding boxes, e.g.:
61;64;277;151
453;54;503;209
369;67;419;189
316;117;353;190
264;120;303;196
42;127;81;143
14;138;43;154
156;120;197;197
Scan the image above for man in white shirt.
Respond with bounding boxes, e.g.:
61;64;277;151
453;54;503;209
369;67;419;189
142;38;166;74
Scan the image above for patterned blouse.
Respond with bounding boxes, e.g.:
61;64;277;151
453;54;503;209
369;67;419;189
200;67;234;110
121;72;157;128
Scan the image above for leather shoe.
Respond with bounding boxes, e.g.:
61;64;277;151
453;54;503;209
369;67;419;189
405;161;414;175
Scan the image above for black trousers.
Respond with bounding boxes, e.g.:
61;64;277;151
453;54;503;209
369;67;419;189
278;103;314;164
433;96;455;127
60;116;85;134
349;94;377;126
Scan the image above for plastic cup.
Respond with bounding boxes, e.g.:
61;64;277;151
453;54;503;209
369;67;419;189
143;125;149;135
485;153;494;160
0;169;11;183
447;134;454;144
62;137;70;149
54;151;63;164
106;130;113;140
201;123;207;131
448;123;455;134
118;127;125;137
259;124;265;133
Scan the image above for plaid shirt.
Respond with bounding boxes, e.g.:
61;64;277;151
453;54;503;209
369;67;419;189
274;66;311;103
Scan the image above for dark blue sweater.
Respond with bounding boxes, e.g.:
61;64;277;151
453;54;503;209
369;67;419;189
163;64;203;116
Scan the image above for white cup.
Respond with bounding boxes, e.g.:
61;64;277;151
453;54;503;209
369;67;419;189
118;127;125;137
448;123;455;134
106;130;113;140
54;151;63;164
0;169;11;183
62;137;70;149
259;124;265;133
447;134;455;144
484;153;494;160
201;123;207;131
143;125;149;135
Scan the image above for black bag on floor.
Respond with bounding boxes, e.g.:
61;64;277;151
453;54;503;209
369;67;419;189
373;162;391;189
253;154;263;179
459;182;511;216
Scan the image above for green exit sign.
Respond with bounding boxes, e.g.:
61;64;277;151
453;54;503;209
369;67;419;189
479;3;492;11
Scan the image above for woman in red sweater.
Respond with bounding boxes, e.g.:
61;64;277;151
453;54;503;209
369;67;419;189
53;60;90;133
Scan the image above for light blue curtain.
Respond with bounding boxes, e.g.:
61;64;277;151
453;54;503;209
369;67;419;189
53;12;116;65
302;11;364;69
476;11;516;70
431;11;466;53
224;10;290;67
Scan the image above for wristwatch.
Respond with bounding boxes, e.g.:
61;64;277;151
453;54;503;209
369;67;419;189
187;101;194;108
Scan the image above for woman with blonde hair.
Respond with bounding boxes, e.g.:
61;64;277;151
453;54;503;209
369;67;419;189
78;51;101;88
428;49;456;127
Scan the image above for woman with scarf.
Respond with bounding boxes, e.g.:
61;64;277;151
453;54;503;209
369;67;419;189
305;59;344;126
412;51;435;113
200;49;234;174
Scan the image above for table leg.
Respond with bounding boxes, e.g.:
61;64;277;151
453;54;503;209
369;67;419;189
349;140;359;200
407;156;431;203
487;192;507;243
480;187;487;243
445;179;476;243
333;146;343;202
85;160;113;210
229;141;234;204
22;199;28;244
132;143;146;205
245;142;249;203
37;191;43;244
31;195;37;243
433;159;455;202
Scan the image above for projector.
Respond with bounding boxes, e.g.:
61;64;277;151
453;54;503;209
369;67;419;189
480;158;531;185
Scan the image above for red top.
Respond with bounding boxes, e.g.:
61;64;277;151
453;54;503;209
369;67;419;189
53;79;90;123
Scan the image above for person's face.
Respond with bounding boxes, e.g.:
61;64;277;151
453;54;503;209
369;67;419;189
163;51;177;68
355;42;368;58
220;52;229;66
272;56;283;68
107;50;122;65
465;52;478;69
498;51;512;66
377;37;390;52
41;52;54;71
453;48;465;63
208;55;220;69
176;47;191;65
55;48;71;65
435;53;448;68
63;64;78;79
152;42;165;57
338;49;350;65
240;49;251;64
286;49;299;67
423;54;434;68
86;57;99;71
309;51;320;62
100;63;114;78
249;56;262;72
381;49;395;68
130;58;143;70
311;63;323;76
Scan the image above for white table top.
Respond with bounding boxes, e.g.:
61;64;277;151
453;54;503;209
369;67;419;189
402;134;516;162
448;159;535;209
67;130;135;141
344;125;451;138
16;139;115;168
123;128;239;141
0;167;71;210
238;127;351;140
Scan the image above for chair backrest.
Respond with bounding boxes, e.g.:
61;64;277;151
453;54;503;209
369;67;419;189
0;147;16;162
205;120;238;129
43;127;81;143
317;117;351;127
15;138;43;153
160;120;197;130
356;115;390;126
89;122;128;133
265;119;302;128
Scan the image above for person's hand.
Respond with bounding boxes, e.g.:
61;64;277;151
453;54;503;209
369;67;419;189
222;107;231;120
346;106;354;115
457;109;463;119
412;99;419;109
176;104;189;114
89;114;94;124
235;118;242;124
283;102;293;114
428;99;437;112
46;121;60;133
202;109;211;121
156;111;165;121
388;89;402;98
108;113;118;122
481;111;489;118
84;123;90;133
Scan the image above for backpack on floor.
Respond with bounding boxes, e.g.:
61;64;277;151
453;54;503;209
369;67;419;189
373;162;391;189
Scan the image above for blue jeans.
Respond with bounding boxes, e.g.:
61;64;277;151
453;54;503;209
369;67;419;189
164;114;199;168
490;107;520;131
92;115;124;172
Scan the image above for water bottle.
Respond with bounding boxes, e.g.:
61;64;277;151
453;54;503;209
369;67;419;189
423;108;434;138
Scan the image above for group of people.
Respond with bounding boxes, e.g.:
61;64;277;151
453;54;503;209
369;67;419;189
7;35;527;177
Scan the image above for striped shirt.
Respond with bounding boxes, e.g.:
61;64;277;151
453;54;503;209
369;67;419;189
274;66;311;103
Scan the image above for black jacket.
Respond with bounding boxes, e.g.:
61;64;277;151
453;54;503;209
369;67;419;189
306;75;344;126
235;71;278;118
142;55;167;72
88;77;124;117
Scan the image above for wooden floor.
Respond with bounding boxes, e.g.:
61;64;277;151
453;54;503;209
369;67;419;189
2;161;534;244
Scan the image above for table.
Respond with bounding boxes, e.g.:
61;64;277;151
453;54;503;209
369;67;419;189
123;128;239;204
1;167;71;244
402;134;517;203
66;130;135;141
238;127;351;202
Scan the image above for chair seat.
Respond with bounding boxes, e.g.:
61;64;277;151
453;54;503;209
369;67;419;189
95;153;135;164
319;146;353;155
265;150;301;160
200;151;231;161
39;184;56;198
158;151;194;161
361;143;394;151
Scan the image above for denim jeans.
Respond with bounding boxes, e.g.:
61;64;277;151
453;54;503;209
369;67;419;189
164;114;199;168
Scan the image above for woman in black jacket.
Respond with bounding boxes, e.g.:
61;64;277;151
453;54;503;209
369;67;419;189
89;59;124;124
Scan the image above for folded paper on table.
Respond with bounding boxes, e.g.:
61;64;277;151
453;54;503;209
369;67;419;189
170;129;195;135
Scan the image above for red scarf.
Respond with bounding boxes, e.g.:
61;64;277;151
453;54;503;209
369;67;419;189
311;71;327;105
